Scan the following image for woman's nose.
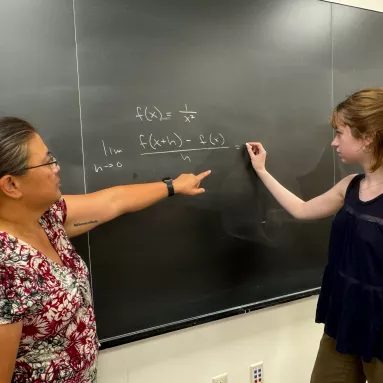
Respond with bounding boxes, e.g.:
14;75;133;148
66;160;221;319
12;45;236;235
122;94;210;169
331;138;338;147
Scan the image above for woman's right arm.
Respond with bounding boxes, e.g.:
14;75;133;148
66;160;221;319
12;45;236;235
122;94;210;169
246;142;356;220
0;321;22;383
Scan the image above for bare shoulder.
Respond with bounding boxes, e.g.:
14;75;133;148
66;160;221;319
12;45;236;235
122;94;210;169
336;173;358;199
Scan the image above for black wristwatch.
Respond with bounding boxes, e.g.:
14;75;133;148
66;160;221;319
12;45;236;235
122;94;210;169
162;177;175;197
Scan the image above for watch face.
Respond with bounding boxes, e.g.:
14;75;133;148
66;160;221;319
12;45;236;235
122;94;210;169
162;177;171;182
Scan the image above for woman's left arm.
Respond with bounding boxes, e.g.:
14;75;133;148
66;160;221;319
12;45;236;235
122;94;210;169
63;171;211;238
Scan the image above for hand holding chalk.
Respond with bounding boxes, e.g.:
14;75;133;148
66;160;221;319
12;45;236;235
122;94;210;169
246;142;267;173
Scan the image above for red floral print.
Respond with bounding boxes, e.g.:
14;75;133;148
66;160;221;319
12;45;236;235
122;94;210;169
0;199;98;382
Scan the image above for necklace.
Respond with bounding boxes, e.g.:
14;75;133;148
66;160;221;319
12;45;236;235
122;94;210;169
360;180;383;192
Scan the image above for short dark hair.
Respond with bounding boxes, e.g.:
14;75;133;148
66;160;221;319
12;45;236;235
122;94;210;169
0;117;36;178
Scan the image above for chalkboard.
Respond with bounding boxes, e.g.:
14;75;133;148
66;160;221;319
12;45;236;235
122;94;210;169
2;0;378;349
332;4;383;179
0;0;90;265
75;0;333;345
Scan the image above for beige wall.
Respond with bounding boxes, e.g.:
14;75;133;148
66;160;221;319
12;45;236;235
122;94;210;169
323;0;383;12
97;297;323;383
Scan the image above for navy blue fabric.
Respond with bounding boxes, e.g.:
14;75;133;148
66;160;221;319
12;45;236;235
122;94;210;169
316;174;383;362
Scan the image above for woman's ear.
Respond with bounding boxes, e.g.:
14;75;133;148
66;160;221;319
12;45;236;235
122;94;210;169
363;133;375;149
0;175;23;199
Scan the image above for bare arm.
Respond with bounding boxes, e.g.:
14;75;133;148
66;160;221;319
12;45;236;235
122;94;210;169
0;321;22;383
63;171;211;238
246;142;355;220
63;182;168;238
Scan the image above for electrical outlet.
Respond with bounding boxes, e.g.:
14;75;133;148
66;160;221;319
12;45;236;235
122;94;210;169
212;373;228;383
250;361;264;383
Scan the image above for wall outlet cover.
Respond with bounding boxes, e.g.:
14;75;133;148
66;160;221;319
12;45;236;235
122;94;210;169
250;361;264;383
212;373;228;383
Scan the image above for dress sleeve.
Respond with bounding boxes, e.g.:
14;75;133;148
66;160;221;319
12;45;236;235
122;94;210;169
47;198;68;225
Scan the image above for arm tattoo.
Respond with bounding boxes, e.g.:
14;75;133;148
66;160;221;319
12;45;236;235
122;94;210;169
73;220;99;227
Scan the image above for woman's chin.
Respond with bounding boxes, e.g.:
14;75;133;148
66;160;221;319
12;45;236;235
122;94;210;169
339;156;351;164
340;157;358;165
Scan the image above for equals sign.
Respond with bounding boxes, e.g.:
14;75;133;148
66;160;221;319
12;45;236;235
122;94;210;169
162;112;172;121
235;145;241;150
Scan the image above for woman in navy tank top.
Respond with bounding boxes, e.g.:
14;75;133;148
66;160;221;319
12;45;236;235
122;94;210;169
247;88;383;383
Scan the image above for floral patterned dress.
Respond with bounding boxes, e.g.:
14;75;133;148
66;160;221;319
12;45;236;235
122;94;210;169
0;199;99;382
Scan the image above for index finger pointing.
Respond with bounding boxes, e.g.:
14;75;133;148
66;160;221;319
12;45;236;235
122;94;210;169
197;170;211;181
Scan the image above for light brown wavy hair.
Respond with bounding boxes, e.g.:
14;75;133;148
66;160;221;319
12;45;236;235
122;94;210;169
331;88;383;172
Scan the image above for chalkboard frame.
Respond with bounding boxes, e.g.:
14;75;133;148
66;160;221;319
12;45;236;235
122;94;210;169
100;287;320;349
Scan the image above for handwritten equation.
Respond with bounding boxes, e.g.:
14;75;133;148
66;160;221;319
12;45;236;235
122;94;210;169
136;104;197;123
138;133;240;163
93;140;124;173
93;134;242;172
139;132;227;152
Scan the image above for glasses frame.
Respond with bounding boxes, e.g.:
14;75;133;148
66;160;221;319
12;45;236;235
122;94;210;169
23;152;59;171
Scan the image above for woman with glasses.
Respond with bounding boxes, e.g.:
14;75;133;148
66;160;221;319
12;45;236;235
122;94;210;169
0;117;210;383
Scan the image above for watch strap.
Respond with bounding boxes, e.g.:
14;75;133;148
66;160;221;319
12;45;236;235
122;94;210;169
162;178;175;197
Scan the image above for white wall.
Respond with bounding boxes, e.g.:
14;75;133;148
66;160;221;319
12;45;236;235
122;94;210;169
97;296;323;383
323;0;383;12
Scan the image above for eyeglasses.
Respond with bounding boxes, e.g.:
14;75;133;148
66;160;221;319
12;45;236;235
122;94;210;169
24;152;59;171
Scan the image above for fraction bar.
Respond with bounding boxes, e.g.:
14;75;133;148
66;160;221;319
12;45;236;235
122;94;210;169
140;147;230;155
